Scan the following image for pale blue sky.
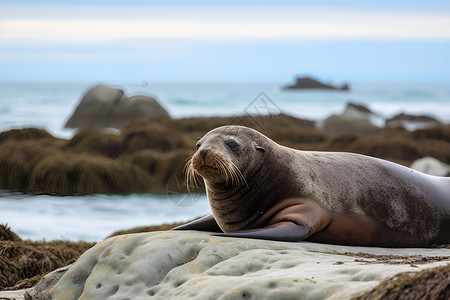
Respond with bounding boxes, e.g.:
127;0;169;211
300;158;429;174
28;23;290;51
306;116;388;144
1;1;450;83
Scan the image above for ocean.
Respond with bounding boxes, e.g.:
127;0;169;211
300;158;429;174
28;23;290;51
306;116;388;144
1;81;450;138
0;191;210;242
0;81;449;241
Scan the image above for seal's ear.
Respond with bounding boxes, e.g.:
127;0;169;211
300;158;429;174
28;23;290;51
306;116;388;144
255;145;266;153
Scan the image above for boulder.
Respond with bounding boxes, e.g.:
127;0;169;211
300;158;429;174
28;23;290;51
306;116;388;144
24;231;450;300
386;113;441;131
410;157;450;176
65;85;170;129
283;76;350;90
320;102;381;135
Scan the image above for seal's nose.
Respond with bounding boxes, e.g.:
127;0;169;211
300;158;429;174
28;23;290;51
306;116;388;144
200;149;208;159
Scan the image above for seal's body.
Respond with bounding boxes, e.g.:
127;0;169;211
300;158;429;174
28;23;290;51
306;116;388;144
174;126;450;247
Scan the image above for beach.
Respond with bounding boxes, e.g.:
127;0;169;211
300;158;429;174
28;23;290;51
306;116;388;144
1;81;450;299
2;0;450;297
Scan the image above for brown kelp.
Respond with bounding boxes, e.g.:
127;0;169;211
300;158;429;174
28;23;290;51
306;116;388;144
0;138;59;191
355;263;450;300
66;129;123;158
28;153;152;194
1;116;450;194
121;118;188;153
0;225;95;290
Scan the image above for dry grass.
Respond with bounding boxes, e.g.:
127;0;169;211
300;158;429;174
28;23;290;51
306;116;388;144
121;149;161;175
0;128;54;143
347;135;422;162
0;139;58;191
0;224;21;242
121;118;189;153
0;225;94;290
0;117;449;194
411;124;450;141
354;263;450;300
28;153;152;194
119;149;191;192
154;149;192;185
319;127;450;166
66;129;123;158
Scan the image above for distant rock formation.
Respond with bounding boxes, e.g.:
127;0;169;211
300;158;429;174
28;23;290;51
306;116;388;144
65;84;170;129
320;102;381;135
410;157;450;176
283;76;350;91
341;103;374;119
386;113;441;131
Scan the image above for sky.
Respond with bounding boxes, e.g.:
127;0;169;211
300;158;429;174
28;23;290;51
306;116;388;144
1;0;450;83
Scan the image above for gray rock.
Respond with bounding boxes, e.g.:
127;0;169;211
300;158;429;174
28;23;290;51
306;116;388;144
24;231;450;300
283;76;350;90
386;113;441;131
320;102;381;135
65;84;170;129
0;289;26;300
24;265;70;300
410;157;450;176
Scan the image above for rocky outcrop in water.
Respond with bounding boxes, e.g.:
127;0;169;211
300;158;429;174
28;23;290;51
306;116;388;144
283;76;350;90
320;102;381;135
386;113;441;131
65;84;170;129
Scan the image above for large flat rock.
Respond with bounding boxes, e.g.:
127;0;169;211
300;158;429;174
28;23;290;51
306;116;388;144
23;231;450;299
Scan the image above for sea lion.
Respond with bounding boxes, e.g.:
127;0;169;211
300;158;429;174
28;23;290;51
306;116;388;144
173;125;450;247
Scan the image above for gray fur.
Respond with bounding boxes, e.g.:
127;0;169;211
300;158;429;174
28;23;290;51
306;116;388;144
194;125;450;246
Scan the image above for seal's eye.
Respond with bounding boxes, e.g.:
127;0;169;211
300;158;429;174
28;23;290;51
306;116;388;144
195;143;201;151
225;140;239;150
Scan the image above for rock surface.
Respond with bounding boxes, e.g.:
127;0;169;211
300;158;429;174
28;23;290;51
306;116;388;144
283;76;349;90
65;84;170;129
410;157;450;176
24;231;450;300
0;289;26;300
320;102;381;135
386;113;441;131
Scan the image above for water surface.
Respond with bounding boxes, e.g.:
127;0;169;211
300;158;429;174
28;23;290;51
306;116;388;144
0;191;209;241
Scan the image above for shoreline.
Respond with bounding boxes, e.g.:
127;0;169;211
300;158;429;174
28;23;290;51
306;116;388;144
1;81;450;140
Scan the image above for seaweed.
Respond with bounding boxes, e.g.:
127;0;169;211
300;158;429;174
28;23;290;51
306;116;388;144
354;263;450;300
0;225;94;290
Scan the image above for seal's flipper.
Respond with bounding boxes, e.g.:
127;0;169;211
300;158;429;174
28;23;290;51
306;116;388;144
212;221;311;242
171;213;222;232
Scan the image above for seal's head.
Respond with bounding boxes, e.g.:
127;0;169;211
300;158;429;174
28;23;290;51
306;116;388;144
186;126;267;188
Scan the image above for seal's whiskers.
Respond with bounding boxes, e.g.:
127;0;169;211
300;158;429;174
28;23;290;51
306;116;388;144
184;157;199;192
217;156;248;188
230;161;249;188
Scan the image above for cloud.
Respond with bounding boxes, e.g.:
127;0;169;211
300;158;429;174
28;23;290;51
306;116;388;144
1;10;450;46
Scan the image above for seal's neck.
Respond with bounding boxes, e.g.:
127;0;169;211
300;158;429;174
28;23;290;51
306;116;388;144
205;149;299;232
205;180;265;232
